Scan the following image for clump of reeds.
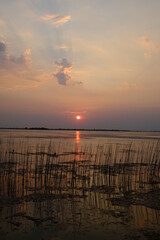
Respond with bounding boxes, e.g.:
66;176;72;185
0;136;159;229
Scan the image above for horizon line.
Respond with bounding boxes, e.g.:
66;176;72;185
0;127;160;132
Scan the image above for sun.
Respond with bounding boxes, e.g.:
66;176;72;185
76;115;81;120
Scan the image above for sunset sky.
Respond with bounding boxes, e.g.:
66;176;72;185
0;0;160;130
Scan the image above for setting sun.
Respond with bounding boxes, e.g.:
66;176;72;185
76;115;81;120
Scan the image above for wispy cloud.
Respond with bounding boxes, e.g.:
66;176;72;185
0;40;35;90
139;36;160;60
52;15;71;27
119;80;137;91
53;58;73;85
0;18;5;26
118;80;145;93
140;37;150;49
71;80;83;86
41;14;58;21
0;41;6;57
24;48;32;65
66;110;87;115
56;44;69;51
0;41;32;70
41;14;71;27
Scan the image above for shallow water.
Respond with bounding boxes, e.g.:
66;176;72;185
0;130;160;240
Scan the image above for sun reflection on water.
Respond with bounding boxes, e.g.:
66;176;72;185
76;131;80;143
75;131;80;160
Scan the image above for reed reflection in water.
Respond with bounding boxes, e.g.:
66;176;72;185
0;130;160;240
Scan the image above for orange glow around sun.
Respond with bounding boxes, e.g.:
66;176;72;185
76;115;81;120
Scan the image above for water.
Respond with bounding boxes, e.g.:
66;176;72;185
0;130;160;240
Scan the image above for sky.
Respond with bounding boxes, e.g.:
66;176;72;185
0;0;160;130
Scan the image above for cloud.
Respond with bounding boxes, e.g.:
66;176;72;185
51;15;71;27
24;48;31;56
0;18;5;26
139;36;160;60
0;41;6;52
144;52;151;60
140;37;150;49
41;14;71;27
122;80;137;90
118;80;144;92
73;81;83;85
56;44;69;51
0;41;32;70
0;41;33;90
0;41;8;67
24;48;32;64
55;58;72;70
41;14;58;21
54;71;70;85
0;41;6;63
66;110;87;115
53;58;73;85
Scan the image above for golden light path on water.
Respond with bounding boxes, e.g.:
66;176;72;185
75;131;80;161
76;130;80;143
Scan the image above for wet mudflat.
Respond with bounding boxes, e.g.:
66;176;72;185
0;130;160;240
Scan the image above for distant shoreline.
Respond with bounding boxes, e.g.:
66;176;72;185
0;127;160;132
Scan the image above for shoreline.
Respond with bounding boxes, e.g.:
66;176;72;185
0;127;160;132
